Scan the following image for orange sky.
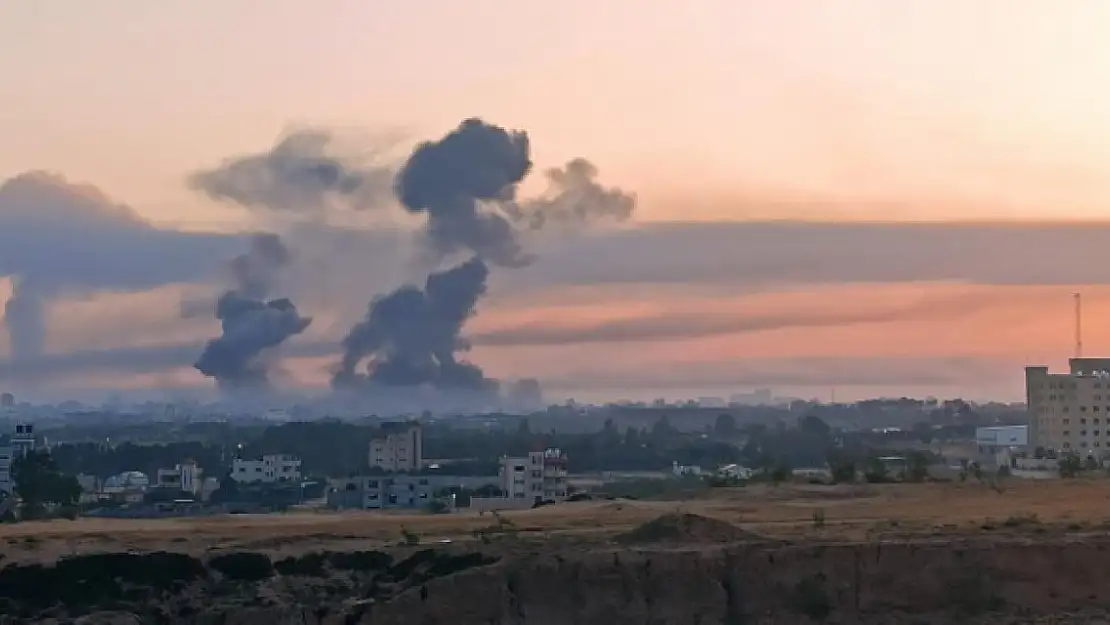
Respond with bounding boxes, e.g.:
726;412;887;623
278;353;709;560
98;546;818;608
3;2;1110;401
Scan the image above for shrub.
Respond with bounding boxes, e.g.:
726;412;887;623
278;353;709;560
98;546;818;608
207;552;274;581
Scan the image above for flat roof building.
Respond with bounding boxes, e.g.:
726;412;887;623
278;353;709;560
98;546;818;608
1026;358;1110;456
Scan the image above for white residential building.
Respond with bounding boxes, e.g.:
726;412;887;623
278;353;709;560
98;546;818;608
155;460;202;494
369;422;423;472
231;454;302;484
500;448;568;504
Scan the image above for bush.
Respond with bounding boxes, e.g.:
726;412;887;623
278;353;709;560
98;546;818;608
207;552;274;581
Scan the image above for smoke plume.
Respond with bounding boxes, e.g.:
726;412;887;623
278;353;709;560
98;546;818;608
508;157;637;230
188;129;395;213
194;234;310;390
4;277;45;362
394;118;533;267
229;233;291;299
336;117;635;402
334;256;493;392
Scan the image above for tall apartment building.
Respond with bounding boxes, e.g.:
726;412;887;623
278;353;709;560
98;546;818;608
368;422;423;472
499;448;569;504
1026;358;1110;456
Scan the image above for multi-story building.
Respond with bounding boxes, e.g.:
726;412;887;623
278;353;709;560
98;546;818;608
231;454;302;484
499;448;568;504
0;422;36;496
155;460;202;494
368;422;423;472
327;475;433;509
1026;358;1110;456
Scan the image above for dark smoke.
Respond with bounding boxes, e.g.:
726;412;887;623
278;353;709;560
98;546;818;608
194;234;310;390
335;118;634;403
334;256;493;392
194;293;311;390
394;118;533;267
188;129;395;213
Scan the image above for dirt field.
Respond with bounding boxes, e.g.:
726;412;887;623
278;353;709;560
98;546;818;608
4;478;1110;564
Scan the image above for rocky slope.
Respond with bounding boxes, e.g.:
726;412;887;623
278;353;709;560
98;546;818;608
4;515;1110;624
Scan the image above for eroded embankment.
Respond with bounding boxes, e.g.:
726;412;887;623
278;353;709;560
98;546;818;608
2;535;1110;623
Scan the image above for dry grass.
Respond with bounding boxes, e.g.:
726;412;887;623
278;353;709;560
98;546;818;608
5;478;1110;563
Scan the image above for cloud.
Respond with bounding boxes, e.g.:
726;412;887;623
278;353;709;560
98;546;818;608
188;128;397;214
469;289;1027;347
0;171;245;361
536;355;1013;393
0;171;245;291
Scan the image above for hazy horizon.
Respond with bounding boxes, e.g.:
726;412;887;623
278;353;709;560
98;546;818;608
3;1;1109;404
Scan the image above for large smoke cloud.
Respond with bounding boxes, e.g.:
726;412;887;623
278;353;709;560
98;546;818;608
334;256;493;391
187;128;396;213
334;118;636;403
0;171;243;363
193;234;311;390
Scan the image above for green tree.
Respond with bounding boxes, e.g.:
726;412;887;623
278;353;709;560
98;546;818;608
714;413;738;438
1059;454;1082;478
903;452;930;483
12;450;81;517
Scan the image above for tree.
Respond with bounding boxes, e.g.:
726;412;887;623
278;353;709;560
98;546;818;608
863;457;890;483
903;452;930;483
12;450;81;517
714;413;738;438
1058;454;1082;478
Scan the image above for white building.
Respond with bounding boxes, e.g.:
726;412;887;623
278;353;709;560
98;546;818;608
500;448;568;504
369;422;423;473
231;454;302;484
0;423;36;496
155;460;202;494
329;475;433;509
1026;359;1110;456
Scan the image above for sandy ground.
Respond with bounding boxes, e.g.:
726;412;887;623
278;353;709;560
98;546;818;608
4;478;1110;563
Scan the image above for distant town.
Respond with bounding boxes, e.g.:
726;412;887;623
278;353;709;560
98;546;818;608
4;360;1084;522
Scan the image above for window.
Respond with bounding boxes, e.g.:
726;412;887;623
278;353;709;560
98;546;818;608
1064;418;1071;425
1064;442;1072;449
1082;418;1088;424
1063;430;1071;436
1081;407;1088;413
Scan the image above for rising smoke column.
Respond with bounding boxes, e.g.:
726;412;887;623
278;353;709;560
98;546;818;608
336;118;637;396
194;234;311;390
334;256;492;391
4;277;45;362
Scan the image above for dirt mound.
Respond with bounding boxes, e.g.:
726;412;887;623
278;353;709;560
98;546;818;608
615;513;762;544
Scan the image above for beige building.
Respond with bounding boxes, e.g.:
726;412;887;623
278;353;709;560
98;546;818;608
1026;358;1110;456
368;421;423;472
499;448;569;504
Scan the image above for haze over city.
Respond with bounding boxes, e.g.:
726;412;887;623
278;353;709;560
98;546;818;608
4;1;1110;405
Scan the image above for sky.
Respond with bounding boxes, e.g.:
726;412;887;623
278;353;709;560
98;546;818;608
3;1;1110;403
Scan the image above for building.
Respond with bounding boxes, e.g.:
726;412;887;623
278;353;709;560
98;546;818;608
368;422;423;472
1025;358;1110;456
155;461;202;495
0;422;36;496
0;393;13;408
499;448;568;504
231;454;302;484
327;475;433;510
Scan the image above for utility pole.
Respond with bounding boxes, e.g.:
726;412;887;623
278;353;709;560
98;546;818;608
1075;293;1083;359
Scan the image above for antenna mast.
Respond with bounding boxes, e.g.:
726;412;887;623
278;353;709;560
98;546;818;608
1075;292;1083;359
